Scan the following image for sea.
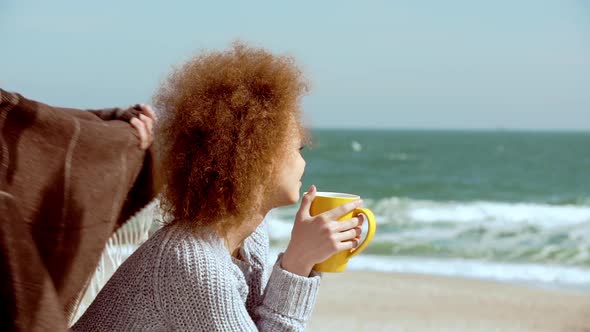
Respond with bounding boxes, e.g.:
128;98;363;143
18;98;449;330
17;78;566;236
267;129;590;290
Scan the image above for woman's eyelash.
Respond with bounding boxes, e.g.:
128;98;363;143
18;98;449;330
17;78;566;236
299;146;305;151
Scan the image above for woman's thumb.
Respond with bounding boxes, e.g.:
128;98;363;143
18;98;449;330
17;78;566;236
298;185;316;217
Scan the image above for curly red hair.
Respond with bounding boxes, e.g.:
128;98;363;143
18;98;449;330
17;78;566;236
154;42;309;235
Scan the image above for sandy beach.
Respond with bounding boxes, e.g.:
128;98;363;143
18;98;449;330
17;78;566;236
308;271;590;332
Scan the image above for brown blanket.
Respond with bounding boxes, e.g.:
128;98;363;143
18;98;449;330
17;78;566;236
0;89;159;331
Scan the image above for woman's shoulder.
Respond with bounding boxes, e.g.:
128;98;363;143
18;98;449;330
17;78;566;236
153;225;231;277
148;219;270;280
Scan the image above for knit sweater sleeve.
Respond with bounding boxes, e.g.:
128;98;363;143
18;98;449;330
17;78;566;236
243;219;322;331
157;231;320;331
255;256;321;331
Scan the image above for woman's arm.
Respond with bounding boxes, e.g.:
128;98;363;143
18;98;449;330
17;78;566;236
239;218;322;330
0;88;155;149
0;88;128;121
255;255;321;331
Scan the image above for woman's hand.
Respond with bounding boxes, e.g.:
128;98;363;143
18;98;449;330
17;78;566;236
88;103;157;149
281;185;364;277
129;104;157;150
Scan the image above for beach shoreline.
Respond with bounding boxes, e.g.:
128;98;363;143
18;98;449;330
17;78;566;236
308;271;590;332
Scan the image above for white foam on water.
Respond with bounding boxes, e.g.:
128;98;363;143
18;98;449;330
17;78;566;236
351;140;362;152
267;198;590;286
385;152;414;161
269;197;590;242
267;248;590;288
370;197;590;228
346;255;590;288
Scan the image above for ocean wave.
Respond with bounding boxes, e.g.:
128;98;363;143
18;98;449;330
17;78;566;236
385;152;415;161
267;197;590;267
270;197;590;228
266;247;590;288
368;197;590;228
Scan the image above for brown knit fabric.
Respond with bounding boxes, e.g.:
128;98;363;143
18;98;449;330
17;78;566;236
0;89;159;331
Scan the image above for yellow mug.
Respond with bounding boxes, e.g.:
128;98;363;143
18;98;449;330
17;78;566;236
311;192;377;272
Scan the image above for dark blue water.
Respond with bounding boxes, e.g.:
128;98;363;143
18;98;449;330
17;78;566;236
301;129;590;204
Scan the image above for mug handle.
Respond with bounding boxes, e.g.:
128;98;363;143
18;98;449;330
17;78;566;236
348;208;376;258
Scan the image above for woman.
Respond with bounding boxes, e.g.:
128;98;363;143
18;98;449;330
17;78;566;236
73;43;363;331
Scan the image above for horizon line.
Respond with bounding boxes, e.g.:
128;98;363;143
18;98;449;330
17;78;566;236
309;127;590;133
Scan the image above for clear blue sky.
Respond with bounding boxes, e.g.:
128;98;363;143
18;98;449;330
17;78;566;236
1;0;588;129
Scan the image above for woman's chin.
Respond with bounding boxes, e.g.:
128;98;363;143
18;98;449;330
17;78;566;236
287;193;300;206
284;191;300;206
272;186;301;208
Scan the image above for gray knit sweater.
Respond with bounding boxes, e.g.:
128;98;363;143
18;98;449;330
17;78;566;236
72;221;321;331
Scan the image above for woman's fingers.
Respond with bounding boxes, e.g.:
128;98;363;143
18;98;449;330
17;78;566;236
129;104;156;150
337;238;359;251
320;199;363;221
130;117;149;149
138;104;157;122
334;226;362;242
333;217;361;232
355;215;364;240
126;104;156;150
139;114;154;137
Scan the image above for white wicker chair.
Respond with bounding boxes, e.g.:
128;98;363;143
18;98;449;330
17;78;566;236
70;200;162;324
